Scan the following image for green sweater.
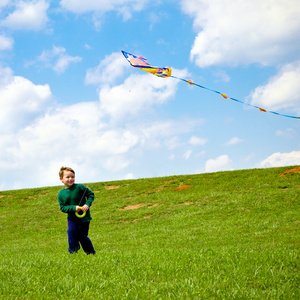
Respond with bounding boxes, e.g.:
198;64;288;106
58;183;94;222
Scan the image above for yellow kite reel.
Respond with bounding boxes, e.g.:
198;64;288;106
75;207;86;218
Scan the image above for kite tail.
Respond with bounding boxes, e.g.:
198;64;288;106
170;76;300;120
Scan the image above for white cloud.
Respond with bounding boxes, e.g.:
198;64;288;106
98;73;179;120
181;0;300;67
0;35;13;50
249;61;300;114
1;0;49;31
124;173;135;180
223;137;244;146
276;128;297;139
0;0;10;8
189;135;207;146
165;136;181;150
205;154;233;173
53;55;82;74
0;65;13;86
183;149;192;159
91;129;139;155
140;118;203;151
213;70;230;83
168;154;175;160
196;150;206;157
85;52;129;85
143;118;201;139
103;156;131;172
0;71;52;134
60;0;150;22
84;43;92;50
33;46;82;74
244;153;255;163
259;151;300;168
148;11;168;31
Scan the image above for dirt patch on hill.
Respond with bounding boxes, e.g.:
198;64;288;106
149;203;160;208
105;185;120;190
145;179;178;194
119;203;160;211
119;203;147;210
184;201;194;205
143;215;152;219
280;167;300;176
174;184;192;191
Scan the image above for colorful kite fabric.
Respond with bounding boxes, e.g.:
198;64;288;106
122;50;171;78
121;51;299;120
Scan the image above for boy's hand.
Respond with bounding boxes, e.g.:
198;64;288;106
75;206;81;212
81;205;89;212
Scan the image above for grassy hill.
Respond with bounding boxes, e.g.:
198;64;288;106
0;166;299;299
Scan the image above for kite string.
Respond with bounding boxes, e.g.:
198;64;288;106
170;75;299;120
78;187;87;207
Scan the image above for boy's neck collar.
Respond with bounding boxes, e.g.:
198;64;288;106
64;183;75;189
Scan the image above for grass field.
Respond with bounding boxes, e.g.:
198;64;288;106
0;166;299;299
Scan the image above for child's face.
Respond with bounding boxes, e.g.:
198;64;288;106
60;170;75;188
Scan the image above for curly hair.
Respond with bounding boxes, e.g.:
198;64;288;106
59;166;75;179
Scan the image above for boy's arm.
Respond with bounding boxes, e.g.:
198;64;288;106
59;203;80;213
59;203;76;213
58;193;77;213
81;187;94;212
84;187;95;207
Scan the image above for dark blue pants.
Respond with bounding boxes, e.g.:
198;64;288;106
67;219;95;254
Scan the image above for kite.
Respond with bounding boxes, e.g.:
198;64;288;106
122;50;171;78
121;50;299;120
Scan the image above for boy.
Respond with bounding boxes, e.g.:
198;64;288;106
58;166;96;254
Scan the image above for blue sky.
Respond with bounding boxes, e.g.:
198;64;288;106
0;0;300;190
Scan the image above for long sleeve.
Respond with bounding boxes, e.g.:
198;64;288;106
58;199;76;213
84;187;94;207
